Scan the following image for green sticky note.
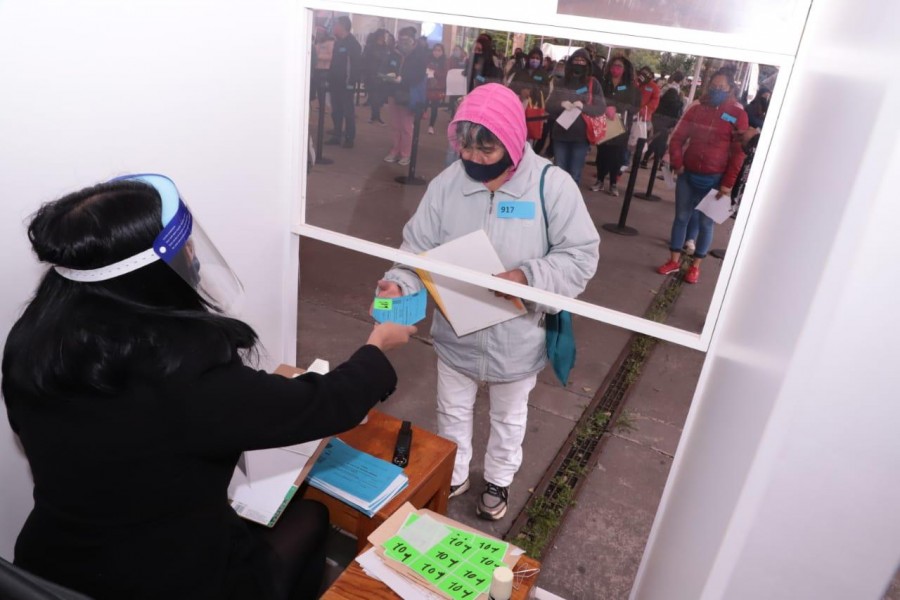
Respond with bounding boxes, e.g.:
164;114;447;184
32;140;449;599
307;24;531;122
468;550;504;576
426;544;463;572
373;298;393;310
442;530;476;557
411;555;448;584
453;565;490;593
439;575;479;600
383;535;420;566
470;534;508;559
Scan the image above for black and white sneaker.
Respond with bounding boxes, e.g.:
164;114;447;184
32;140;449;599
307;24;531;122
449;478;470;499
476;482;509;521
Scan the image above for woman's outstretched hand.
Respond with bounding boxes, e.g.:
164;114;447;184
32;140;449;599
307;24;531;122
367;322;417;352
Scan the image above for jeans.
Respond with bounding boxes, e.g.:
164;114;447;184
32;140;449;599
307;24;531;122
329;86;356;142
670;171;722;259
436;358;537;487
428;98;442;127
553;140;591;184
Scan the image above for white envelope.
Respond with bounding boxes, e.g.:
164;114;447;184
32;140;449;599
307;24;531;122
695;188;735;224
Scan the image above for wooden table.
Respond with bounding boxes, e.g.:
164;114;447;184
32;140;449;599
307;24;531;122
274;365;457;553
322;552;542;599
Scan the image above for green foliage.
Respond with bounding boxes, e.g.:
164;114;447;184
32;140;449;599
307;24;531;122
658;52;697;77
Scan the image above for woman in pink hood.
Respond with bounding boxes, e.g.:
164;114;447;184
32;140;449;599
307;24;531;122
374;84;600;522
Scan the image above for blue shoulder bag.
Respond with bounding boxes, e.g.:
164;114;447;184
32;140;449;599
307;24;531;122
538;164;576;386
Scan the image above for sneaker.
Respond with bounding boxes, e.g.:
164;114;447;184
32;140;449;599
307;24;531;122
608;184;619;197
589;179;604;192
398;156;411;166
656;260;681;275
683;239;696;255
341;139;354;149
477;482;509;521
383;154;398;162
427;126;435;135
324;137;341;145
375;117;386;125
449;478;470;499
684;265;700;284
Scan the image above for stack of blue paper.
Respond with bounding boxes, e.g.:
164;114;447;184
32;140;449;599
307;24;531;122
306;438;409;517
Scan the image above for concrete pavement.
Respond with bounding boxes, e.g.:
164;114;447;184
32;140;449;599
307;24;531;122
301;99;733;597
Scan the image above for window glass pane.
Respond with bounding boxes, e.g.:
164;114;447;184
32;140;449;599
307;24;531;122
305;9;777;335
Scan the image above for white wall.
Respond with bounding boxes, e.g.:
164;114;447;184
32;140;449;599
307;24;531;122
0;1;300;558
632;0;900;597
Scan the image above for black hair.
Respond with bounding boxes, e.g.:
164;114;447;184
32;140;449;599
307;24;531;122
2;179;258;399
334;16;352;33
710;68;737;91
603;54;635;89
398;26;417;39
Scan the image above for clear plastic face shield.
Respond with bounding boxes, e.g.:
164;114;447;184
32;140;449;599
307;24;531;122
53;174;244;315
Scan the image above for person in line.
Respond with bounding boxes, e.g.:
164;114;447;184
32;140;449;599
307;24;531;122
383;26;429;166
311;26;334;119
425;43;448;135
626;65;660;165
546;49;606;184
590;55;640;197
656;69;748;284
745;86;771;129
641;70;684;168
372;84;599;521
325;16;362;149
2;174;416;600
445;44;468;118
507;47;552;148
465;33;502;93
362;28;390;125
507;47;551;105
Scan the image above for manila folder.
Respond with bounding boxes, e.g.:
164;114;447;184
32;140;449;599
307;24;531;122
415;229;527;337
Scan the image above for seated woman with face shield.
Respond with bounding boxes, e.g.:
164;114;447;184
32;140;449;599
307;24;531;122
2;175;416;600
374;84;600;521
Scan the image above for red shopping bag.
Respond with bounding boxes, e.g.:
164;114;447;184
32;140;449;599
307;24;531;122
525;91;548;140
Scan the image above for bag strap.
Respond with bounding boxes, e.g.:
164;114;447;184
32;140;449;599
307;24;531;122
539;164;552;255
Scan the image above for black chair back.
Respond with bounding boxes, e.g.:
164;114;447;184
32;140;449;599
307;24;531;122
0;557;94;600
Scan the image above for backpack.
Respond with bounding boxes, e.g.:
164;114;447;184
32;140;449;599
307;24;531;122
657;87;683;119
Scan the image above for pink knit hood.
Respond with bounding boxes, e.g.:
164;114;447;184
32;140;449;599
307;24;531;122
448;83;528;169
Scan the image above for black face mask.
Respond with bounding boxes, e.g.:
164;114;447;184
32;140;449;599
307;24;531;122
460;153;513;182
571;65;587;78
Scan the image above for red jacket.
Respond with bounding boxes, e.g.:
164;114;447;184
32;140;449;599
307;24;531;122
669;100;748;189
638;80;660;120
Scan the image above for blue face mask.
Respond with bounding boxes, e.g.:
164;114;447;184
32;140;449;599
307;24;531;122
708;89;729;106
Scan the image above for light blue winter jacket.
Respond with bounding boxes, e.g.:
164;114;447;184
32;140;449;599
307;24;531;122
384;144;600;382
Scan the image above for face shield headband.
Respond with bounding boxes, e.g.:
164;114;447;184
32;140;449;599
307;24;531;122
53;174;244;314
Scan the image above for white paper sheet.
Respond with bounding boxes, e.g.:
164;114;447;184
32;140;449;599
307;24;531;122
662;164;676;190
356;547;442;600
445;68;467;96
418;230;527;337
398;514;450;554
695;188;735;224
555;106;581;130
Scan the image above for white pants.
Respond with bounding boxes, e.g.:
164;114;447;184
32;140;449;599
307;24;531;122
436;358;537;487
